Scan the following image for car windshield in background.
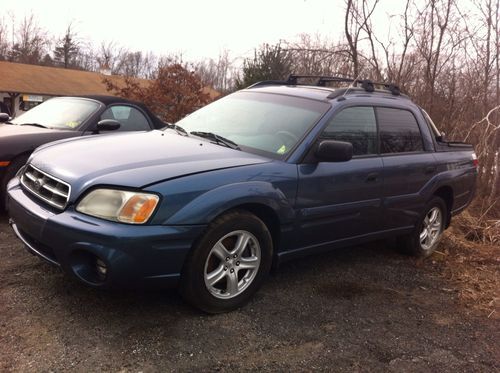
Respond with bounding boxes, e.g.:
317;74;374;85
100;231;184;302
176;91;330;157
11;98;100;130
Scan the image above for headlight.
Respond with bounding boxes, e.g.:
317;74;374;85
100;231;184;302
76;189;160;224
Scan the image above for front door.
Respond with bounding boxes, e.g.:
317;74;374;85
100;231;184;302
294;106;383;249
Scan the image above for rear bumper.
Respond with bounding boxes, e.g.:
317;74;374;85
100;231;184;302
7;180;206;288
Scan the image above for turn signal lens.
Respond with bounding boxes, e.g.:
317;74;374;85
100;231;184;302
118;194;159;224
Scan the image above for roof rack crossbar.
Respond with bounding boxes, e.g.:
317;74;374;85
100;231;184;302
246;80;290;89
248;74;401;96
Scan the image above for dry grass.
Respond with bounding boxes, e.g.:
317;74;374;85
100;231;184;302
453;209;500;245
437;219;499;319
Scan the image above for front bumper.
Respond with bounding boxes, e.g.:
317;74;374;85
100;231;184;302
7;179;206;288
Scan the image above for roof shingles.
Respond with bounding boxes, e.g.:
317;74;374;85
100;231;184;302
0;61;220;99
0;61;148;96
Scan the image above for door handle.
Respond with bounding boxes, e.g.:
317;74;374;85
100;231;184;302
365;172;378;182
424;166;436;174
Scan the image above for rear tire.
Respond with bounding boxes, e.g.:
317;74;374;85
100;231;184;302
180;210;273;313
1;155;29;211
397;196;446;257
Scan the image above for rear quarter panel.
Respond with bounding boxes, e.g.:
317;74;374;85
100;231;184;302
432;150;477;214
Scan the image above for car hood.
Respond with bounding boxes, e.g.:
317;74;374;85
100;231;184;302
30;130;271;199
0;123;77;159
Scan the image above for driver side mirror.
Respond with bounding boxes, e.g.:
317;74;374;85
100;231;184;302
0;113;10;123
95;119;121;132
315;140;353;162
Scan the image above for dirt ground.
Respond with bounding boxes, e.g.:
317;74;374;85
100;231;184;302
0;212;498;372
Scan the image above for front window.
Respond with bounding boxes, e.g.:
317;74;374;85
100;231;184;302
321;106;378;156
100;105;150;131
11;97;100;130
176;91;330;157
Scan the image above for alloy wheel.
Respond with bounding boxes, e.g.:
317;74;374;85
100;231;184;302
420;206;443;251
204;230;261;299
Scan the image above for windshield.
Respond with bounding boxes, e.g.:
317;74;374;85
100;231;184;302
11;97;100;130
176;91;330;157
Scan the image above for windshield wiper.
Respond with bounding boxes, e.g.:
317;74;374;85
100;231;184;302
190;131;240;150
164;123;188;136
19;122;48;129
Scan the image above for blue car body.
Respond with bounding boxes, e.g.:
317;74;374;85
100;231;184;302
7;85;477;289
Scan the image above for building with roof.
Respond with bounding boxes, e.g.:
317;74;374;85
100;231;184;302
0;61;220;117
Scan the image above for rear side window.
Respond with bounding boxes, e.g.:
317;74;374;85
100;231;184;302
321;106;377;156
377;107;423;153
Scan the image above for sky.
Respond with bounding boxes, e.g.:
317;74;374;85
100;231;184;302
2;0;409;62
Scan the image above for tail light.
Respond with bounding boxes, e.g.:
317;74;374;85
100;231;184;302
472;153;479;167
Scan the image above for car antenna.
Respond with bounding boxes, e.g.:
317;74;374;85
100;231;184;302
342;67;365;98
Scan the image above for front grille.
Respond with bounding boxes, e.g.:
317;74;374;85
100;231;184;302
21;164;70;209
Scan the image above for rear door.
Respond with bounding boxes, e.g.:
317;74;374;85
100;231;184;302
295;106;384;249
377;106;437;230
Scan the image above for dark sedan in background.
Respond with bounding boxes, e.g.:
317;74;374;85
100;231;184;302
0;95;167;208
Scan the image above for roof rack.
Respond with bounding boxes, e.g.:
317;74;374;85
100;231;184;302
248;74;401;96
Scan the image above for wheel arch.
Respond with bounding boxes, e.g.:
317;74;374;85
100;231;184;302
2;151;31;178
220;203;281;255
164;181;295;226
1;151;32;202
433;185;453;228
179;201;284;279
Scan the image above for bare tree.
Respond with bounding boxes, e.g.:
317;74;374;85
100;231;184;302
284;34;353;77
359;0;382;80
0;18;10;60
412;0;461;115
193;49;237;93
343;0;380;77
95;41;126;73
486;0;499;204
68;42;98;72
8;14;49;65
372;0;415;86
115;51;145;77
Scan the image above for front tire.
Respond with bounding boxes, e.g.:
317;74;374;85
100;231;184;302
180;210;273;313
397;197;447;257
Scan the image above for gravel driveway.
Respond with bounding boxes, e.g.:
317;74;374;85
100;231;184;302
0;213;498;372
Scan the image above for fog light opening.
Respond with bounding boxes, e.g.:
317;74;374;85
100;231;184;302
69;250;109;285
95;258;108;280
